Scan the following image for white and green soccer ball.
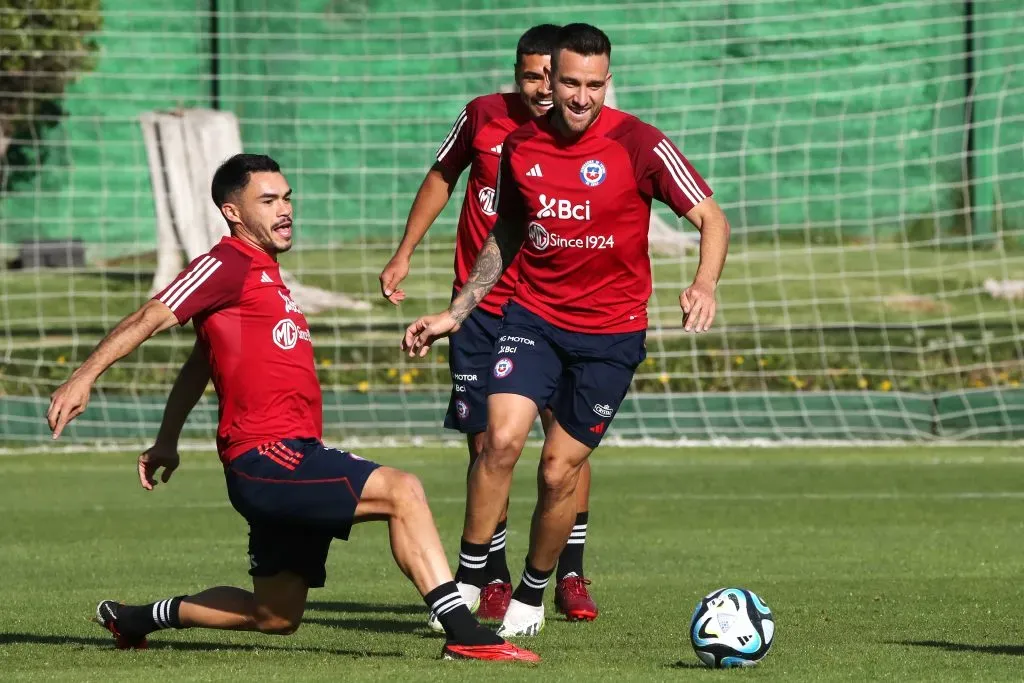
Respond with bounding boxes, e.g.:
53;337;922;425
689;587;775;668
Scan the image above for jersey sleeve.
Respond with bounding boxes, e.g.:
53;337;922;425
152;251;246;325
493;145;529;226
640;133;713;217
434;100;476;175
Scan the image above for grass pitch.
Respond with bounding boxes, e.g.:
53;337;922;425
2;446;1024;681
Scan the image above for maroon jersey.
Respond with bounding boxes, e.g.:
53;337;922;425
495;106;712;333
435;92;534;316
154;236;322;463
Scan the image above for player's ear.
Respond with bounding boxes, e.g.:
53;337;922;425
220;202;242;225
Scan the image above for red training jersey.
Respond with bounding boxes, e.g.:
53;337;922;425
496;106;712;333
435;92;534;316
153;236;322;463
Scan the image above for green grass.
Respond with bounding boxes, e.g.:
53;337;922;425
3;446;1024;681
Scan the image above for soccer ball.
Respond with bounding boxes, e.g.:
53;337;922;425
689;587;774;668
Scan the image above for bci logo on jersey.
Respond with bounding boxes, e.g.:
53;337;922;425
537;193;591;221
580;159;606;187
477;187;496;216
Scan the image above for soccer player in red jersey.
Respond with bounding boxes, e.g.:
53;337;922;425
403;23;731;636
380;25;598;623
46;154;538;663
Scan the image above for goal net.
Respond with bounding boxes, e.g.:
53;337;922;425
2;0;1023;447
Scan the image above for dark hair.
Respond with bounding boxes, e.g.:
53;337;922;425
516;24;561;66
210;153;281;206
550;23;612;71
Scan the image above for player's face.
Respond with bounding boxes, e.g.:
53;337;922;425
515;53;553;117
550;49;611;137
229;172;294;254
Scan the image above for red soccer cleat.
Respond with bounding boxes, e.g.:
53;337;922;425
554;575;599;622
476;581;513;621
442;641;540;663
95;600;148;650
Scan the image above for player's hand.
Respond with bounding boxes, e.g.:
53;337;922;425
402;311;460;357
379;255;410;305
47;374;94;440
680;278;717;333
138;442;180;491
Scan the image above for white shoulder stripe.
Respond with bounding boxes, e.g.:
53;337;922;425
165;261;222;312
160;256;222;311
665;141;706;203
655;139;705;206
436;109;468;162
158;255;213;304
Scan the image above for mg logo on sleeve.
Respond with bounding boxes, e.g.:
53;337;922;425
477;187;496;216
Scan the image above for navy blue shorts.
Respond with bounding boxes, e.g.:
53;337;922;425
444;304;503;434
224;438;380;588
487;301;646;449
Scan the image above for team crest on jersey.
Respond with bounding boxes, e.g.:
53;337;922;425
580;159;606;187
455;399;470;420
478;187;496;216
493;357;514;379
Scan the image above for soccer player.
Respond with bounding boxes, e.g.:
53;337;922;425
379;24;598;623
402;24;730;636
46;154;538;663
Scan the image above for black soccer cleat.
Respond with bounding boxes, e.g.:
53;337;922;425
95;600;148;650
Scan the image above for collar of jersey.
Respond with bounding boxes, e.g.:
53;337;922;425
220;235;278;265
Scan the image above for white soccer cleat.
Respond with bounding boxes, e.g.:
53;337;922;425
427;582;481;633
496;599;545;637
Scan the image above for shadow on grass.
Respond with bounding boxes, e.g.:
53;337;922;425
895;640;1024;657
668;660;708;669
304;616;426;636
0;632;404;657
305;600;424;616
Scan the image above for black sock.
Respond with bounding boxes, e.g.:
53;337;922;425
453;538;490;587
424;582;502;645
511;561;554;607
557;511;589;580
485;520;512;583
118;596;187;637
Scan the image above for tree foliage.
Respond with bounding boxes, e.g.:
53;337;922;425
0;0;102;156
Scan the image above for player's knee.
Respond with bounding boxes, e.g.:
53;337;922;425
483;426;527;469
256;613;302;635
539;455;579;497
389;470;428;512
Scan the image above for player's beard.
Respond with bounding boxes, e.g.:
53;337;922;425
554;101;600;137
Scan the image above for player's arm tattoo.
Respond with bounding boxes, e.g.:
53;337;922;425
448;217;524;324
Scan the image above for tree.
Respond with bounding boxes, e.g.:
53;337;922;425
0;0;102;160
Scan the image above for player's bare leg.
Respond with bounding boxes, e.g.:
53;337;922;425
539;410;598;621
95;573;310;649
354;466;537;661
448;394;537;614
464;431;514;621
499;421;592;636
97;466;537;662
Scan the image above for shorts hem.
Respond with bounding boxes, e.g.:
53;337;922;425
443;420;488;435
553;413;602;450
